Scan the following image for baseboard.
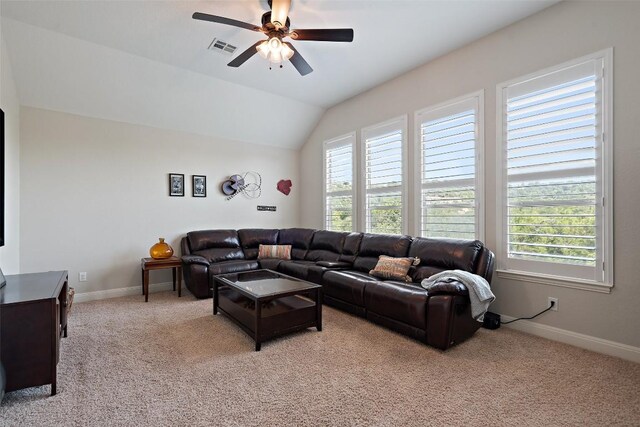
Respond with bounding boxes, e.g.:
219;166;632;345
73;281;176;303
500;314;640;364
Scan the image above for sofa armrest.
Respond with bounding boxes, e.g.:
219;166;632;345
181;255;211;267
180;237;191;256
426;294;479;350
316;261;352;269
425;280;469;297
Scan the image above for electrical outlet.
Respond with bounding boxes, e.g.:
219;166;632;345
548;297;558;311
79;272;87;282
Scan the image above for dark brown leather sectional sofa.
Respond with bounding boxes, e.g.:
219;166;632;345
181;228;495;350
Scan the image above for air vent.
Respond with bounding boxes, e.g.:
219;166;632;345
207;38;237;56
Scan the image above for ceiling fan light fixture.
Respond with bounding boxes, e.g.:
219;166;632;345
255;36;293;65
268;37;282;50
257;40;270;59
282;43;294;60
270;49;283;64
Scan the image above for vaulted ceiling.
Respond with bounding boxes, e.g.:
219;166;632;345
0;0;557;148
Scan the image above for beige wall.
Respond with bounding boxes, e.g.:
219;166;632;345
0;37;20;273
300;1;640;347
20;107;300;293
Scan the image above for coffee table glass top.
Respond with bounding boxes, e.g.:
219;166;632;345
215;270;320;298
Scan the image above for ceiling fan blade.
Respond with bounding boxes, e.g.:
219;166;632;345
290;29;354;42
192;12;262;32
228;40;264;67
270;0;291;28
284;42;313;76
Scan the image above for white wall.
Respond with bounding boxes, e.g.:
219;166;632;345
1;17;324;150
300;1;640;348
0;37;20;273
20;107;300;294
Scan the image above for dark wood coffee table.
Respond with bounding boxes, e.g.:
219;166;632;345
213;270;322;351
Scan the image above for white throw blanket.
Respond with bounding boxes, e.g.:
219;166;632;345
421;270;495;322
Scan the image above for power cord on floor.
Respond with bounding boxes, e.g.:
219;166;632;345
501;300;555;325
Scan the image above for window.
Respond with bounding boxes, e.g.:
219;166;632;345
323;133;356;232
361;117;407;235
497;50;613;286
416;92;483;240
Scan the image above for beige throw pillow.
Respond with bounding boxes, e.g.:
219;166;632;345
369;255;421;283
258;244;292;260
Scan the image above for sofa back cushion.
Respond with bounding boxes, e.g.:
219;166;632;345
277;228;316;260
238;229;279;259
188;230;239;251
305;230;347;262
409;237;484;282
339;233;363;264
187;230;244;263
352;233;412;273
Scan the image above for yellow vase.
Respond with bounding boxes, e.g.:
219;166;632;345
149;238;174;259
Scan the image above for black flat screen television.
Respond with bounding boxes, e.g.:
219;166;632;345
1;108;4;247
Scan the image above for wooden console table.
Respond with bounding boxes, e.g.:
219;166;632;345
0;270;69;396
141;257;182;302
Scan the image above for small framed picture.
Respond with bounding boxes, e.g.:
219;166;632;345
193;175;207;197
169;173;184;197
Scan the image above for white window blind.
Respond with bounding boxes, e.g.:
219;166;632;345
362;118;406;235
417;95;481;240
324;133;355;232
500;53;611;283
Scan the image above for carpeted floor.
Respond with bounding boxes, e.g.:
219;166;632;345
1;291;639;426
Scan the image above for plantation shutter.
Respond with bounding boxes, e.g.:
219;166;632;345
324;134;355;232
363;119;405;235
418;97;480;239
503;58;603;280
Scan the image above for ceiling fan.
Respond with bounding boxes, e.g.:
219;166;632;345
193;0;354;76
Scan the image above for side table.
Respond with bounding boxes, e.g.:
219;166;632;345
141;257;182;302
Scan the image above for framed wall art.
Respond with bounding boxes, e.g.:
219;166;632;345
169;173;184;197
193;175;206;197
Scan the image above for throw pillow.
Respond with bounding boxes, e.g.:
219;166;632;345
369;255;421;283
258;244;292;260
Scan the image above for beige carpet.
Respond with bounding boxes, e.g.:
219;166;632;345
1;291;639;426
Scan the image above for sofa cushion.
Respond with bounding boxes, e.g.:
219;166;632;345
352;234;412;273
187;230;240;252
315;261;351;269
258;244;292;260
409;238;483;282
181;254;210;266
364;281;428;329
369;255;419;283
305;230;347;262
257;258;283;271
277;228;316;260
277;260;316;280
322;270;379;307
208;260;259;276
238;229;279;259
339;233;363;264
